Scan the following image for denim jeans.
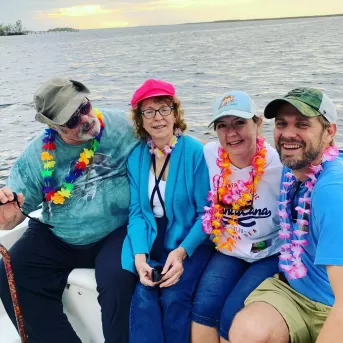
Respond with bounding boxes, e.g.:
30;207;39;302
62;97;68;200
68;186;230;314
192;252;279;340
129;244;214;343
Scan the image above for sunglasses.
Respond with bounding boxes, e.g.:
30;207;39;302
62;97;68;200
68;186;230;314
216;176;254;211
63;99;92;129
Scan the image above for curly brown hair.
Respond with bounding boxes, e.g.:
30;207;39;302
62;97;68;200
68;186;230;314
131;95;187;140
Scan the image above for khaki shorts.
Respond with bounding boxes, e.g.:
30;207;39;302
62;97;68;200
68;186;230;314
244;274;331;343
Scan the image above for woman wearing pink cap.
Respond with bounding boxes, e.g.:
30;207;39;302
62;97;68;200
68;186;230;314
121;79;214;343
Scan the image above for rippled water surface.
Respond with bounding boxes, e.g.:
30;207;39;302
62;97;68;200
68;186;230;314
1;16;343;185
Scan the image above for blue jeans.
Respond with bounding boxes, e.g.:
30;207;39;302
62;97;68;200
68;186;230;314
192;252;279;340
130;244;214;343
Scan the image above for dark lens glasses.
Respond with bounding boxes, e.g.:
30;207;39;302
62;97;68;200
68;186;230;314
63;99;92;129
216;176;254;210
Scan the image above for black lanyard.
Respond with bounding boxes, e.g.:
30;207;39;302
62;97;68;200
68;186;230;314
150;154;170;216
0;192;53;228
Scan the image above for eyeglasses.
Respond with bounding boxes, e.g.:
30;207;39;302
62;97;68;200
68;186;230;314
216;176;254;211
141;106;174;119
63;98;92;129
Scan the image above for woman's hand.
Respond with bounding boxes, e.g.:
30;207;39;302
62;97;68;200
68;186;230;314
134;254;156;287
159;247;187;288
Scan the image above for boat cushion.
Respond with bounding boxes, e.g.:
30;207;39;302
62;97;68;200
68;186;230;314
66;269;98;293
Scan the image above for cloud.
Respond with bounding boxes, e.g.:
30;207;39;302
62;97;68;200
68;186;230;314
1;0;342;31
43;5;118;17
118;0;254;13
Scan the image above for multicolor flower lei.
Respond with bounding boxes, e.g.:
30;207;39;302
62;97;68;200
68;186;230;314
278;145;339;280
41;109;105;205
147;128;182;157
202;137;267;251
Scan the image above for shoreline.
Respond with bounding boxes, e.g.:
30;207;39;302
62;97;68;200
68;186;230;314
6;13;343;34
182;13;343;26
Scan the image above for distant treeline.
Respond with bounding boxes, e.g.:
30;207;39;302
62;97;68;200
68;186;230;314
47;28;79;32
0;20;25;36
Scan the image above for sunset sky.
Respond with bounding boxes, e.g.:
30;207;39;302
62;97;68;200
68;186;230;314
1;0;343;30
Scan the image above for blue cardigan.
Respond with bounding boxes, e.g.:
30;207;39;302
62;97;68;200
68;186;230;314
121;135;210;273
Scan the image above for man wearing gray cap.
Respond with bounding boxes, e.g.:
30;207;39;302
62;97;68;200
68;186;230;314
0;77;137;342
228;88;343;343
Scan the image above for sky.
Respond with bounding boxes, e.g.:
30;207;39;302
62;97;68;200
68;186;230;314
1;0;343;31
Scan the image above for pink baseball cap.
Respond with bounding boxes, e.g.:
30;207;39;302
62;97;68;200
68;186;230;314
131;79;175;107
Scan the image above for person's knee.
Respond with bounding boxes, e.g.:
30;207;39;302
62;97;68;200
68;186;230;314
229;305;271;343
160;288;191;313
131;285;158;314
192;294;222;324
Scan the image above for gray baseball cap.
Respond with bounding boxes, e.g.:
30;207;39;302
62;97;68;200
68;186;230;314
34;77;90;126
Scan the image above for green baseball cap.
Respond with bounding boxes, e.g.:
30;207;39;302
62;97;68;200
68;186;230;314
34;77;90;126
264;87;337;124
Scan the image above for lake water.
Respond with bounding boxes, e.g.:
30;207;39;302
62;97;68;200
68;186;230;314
1;16;343;185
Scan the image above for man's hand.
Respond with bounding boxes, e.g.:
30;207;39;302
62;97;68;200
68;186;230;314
0;186;24;229
159;247;187;288
134;254;156;287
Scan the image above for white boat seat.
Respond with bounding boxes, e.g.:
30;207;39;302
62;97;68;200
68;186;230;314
66;268;98;293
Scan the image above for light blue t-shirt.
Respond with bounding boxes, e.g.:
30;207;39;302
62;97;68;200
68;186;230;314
7;109;137;245
280;158;343;306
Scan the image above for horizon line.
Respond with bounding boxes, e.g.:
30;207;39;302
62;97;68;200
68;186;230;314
27;12;343;32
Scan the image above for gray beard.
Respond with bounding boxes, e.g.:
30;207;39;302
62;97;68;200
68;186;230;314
78;119;100;140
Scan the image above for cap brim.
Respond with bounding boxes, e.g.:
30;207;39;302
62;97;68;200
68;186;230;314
132;92;174;107
35;90;89;126
264;98;320;119
208;109;255;128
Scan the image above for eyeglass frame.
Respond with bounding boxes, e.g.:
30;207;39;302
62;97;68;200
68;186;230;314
216;175;255;211
62;98;92;129
141;106;175;119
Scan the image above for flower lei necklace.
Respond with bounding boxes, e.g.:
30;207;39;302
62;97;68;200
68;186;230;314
202;136;267;251
147;128;182;157
278;145;339;280
41;108;105;205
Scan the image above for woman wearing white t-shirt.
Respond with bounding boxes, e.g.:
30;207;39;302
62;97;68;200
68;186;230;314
191;91;283;343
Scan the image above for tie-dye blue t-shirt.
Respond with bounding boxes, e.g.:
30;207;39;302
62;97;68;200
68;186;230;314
7;109;137;245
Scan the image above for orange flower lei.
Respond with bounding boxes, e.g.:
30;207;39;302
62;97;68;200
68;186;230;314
202;137;267;251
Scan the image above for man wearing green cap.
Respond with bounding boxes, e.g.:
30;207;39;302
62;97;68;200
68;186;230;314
0;77;137;342
229;88;343;343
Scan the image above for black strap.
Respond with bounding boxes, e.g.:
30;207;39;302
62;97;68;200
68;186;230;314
16;200;54;229
150;154;170;215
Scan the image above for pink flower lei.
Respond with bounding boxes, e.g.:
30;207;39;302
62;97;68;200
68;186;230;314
147;128;182;158
201;137;267;251
278;145;339;280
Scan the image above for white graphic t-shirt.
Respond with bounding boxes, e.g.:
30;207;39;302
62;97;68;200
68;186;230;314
204;141;283;262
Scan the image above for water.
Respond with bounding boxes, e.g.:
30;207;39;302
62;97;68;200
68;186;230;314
1;16;343;185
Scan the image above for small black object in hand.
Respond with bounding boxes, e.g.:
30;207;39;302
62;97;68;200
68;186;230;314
0;191;54;229
0;192;18;206
152;266;164;282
